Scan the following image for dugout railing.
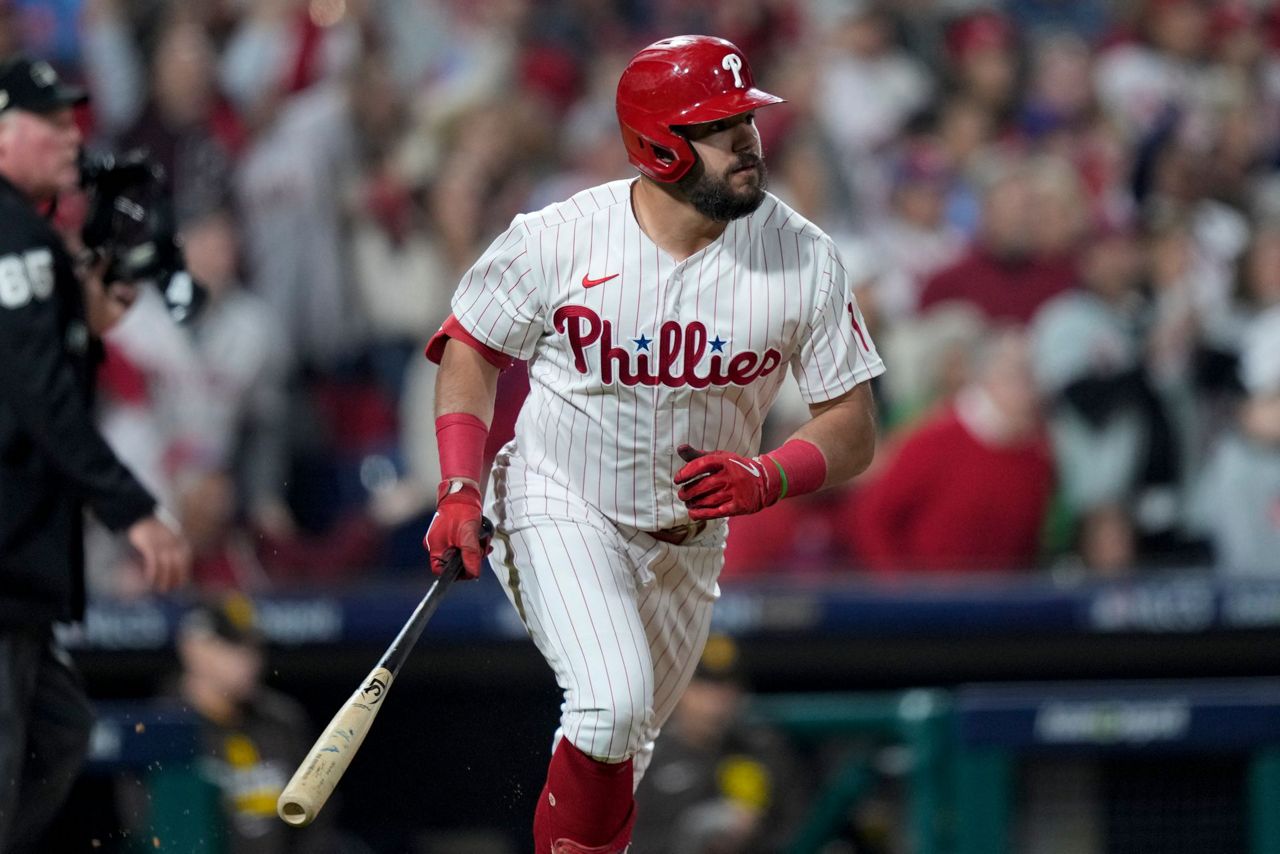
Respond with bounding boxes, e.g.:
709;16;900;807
747;679;1280;854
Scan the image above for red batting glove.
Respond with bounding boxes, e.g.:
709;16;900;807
424;480;490;579
673;444;783;521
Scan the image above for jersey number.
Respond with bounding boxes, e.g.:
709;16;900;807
0;249;53;309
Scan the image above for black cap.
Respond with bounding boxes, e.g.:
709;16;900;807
179;593;265;646
0;55;88;115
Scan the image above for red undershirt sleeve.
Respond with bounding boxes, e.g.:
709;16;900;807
425;314;515;370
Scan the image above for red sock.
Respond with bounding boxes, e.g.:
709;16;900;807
533;740;635;854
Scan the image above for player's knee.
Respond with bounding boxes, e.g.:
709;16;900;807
564;692;653;762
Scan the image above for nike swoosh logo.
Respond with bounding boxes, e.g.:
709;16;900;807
728;458;761;478
582;273;620;288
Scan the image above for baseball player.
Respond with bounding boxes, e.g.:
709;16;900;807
424;35;883;854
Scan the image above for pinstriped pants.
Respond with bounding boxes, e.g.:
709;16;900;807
487;494;726;786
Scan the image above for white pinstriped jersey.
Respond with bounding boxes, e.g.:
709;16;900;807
450;178;884;531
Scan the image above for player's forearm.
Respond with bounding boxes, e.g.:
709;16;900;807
433;338;502;488
787;381;878;488
434;338;501;425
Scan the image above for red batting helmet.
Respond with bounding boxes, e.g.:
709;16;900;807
616;35;785;183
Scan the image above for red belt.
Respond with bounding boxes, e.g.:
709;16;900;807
644;520;707;545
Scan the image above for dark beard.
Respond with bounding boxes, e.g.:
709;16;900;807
677;156;768;222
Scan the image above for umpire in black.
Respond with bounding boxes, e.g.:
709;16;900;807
0;56;191;853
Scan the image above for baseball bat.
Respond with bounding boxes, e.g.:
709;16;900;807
276;517;493;827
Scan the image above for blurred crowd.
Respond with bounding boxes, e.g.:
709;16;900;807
6;0;1280;591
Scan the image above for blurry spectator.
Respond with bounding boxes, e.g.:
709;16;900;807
846;329;1054;572
121;12;240;223
390;0;522;144
1204;1;1280;160
1200;93;1270;214
166;454;399;589
864;142;966;323
943;9;1020;123
812;0;933;159
1193;308;1280;574
395;86;557;508
633;635;805;854
1019;33;1097;148
374;0;482;94
1073;502;1139;578
1136;133;1250;307
1030;225;1184;568
218;0;362;126
427;95;554;274
82;3;240;224
919;157;1077;324
1203;220;1280;359
179;207;295;536
1027;154;1090;265
234;84;364;367
934;95;995;235
120;594;341;852
764;50;861;237
1094;0;1211;143
1176;215;1269;449
80;0;149;134
878;303;988;426
345;50;453;402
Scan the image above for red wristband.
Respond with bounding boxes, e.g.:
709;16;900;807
761;439;827;500
436;413;489;484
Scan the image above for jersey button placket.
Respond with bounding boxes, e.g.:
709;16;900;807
666;268;691;462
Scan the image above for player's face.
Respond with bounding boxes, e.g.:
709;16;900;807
0;107;81;200
676;112;767;222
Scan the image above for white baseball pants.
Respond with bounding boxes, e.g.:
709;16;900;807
486;466;727;786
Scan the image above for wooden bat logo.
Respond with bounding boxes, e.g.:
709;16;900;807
359;676;387;706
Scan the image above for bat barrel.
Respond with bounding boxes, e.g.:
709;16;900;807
276;665;395;826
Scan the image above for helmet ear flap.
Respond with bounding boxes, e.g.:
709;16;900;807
620;122;698;182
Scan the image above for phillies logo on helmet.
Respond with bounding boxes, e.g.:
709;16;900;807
553;305;783;388
721;54;744;88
